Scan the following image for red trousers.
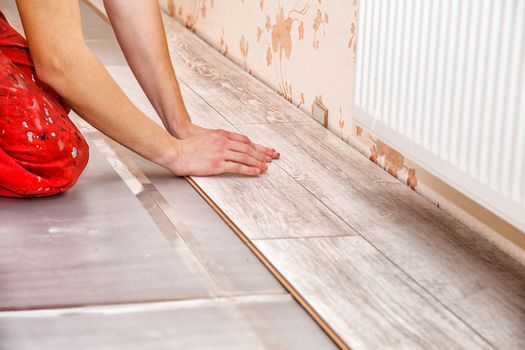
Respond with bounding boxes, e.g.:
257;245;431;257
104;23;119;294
0;12;89;197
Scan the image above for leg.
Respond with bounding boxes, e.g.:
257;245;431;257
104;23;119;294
0;16;88;198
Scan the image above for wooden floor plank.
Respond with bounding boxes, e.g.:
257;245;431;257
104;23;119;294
254;236;492;350
106;65;355;240
161;18;311;125
105;65;234;131
238;122;525;349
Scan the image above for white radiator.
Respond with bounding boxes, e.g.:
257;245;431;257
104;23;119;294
354;0;525;232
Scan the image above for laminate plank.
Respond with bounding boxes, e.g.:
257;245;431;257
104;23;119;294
161;18;311;125
105;65;354;240
238;122;525;349
254;237;492;350
0;142;210;310
0;295;337;350
105;66;233;131
165;30;310;124
190;168;355;240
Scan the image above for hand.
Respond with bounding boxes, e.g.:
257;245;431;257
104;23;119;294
167;129;273;176
174;122;280;161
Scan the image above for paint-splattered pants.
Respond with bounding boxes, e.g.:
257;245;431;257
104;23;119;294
0;12;89;197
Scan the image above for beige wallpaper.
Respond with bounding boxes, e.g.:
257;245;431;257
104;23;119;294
159;0;525;256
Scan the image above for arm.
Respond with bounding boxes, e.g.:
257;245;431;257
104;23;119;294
16;0;266;176
103;0;279;160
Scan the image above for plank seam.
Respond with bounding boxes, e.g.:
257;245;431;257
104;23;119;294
184;176;350;350
0;294;294;317
89;134;293;349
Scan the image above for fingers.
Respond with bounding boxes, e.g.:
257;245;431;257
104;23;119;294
225;131;279;161
225;150;268;172
227;139;268;163
254;143;280;159
226;132;267;159
226;132;253;146
221;161;261;176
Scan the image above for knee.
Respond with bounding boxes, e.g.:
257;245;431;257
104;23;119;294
31;129;89;197
58;134;90;193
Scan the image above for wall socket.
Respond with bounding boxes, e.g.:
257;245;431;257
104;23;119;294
312;100;329;128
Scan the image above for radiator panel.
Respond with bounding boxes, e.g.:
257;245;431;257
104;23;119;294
354;0;525;232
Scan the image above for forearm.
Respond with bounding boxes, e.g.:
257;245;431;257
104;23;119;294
41;48;179;168
104;0;190;137
15;0;270;178
16;0;180;168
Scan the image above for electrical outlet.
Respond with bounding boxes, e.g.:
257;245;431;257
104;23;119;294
312;100;328;128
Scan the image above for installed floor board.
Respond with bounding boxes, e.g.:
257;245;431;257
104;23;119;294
254;237;492;350
0;141;210;310
106;65;354;240
162;19;311;125
240;122;525;349
190;166;355;240
0;295;337;350
236;121;399;187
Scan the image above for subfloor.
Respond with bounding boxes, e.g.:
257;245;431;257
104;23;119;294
1;1;525;349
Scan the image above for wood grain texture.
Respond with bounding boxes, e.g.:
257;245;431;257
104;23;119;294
105;66;234;131
255;237;493;350
106;66;354;240
238;122;525;349
161;18;311;125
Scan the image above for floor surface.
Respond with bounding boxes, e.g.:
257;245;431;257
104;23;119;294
1;1;525;349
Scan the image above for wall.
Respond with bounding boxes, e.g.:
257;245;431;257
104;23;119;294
159;0;525;258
